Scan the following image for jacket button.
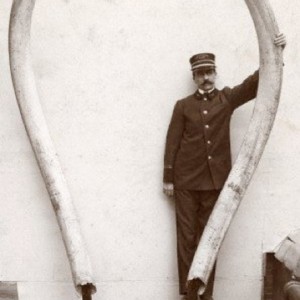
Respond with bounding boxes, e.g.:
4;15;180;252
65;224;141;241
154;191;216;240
203;110;208;114
207;140;211;144
203;97;207;101
205;124;210;129
208;156;212;160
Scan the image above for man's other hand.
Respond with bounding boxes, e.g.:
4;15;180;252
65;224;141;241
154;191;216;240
274;33;287;49
163;183;174;197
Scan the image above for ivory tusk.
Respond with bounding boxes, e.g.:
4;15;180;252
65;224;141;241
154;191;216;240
188;0;283;294
9;0;96;295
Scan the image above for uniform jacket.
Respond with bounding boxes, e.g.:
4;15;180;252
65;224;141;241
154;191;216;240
163;71;259;190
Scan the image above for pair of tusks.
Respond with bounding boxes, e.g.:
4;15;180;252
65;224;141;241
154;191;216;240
9;0;96;298
188;0;283;295
8;0;283;298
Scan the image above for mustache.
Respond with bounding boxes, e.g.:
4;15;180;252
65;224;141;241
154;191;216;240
203;80;213;84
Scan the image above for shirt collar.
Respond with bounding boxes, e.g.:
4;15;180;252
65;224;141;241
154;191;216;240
194;88;218;100
198;87;215;95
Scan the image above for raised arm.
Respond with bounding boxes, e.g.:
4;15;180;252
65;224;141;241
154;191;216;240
223;33;286;110
223;70;259;110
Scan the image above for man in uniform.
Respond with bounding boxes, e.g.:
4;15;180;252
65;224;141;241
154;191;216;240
163;34;286;300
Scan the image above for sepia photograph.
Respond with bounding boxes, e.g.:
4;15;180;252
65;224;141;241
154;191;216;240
0;0;298;299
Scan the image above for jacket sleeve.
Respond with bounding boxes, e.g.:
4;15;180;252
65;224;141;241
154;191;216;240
223;70;259;110
163;100;185;183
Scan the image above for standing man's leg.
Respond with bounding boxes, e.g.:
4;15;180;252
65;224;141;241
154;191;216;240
197;190;220;300
175;189;220;299
175;190;201;296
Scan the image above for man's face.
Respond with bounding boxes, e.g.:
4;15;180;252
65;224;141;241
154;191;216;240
193;68;216;91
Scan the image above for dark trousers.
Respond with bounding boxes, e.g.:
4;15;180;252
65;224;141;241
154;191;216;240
175;189;220;299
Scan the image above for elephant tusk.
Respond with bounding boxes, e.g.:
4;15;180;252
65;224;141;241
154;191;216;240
9;0;96;297
188;0;283;294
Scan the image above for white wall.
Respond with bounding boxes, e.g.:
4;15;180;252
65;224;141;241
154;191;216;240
0;0;299;299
